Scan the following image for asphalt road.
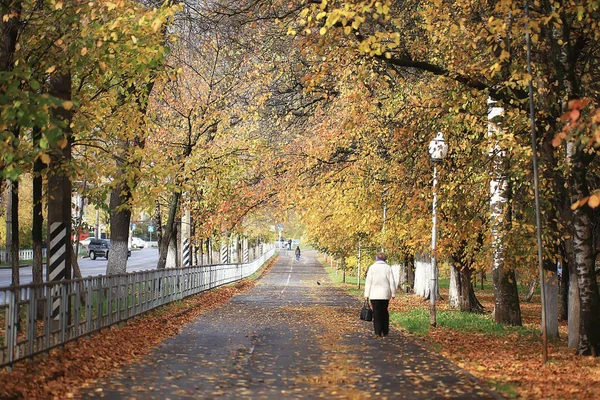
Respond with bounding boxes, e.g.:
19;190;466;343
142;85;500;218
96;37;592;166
0;247;159;288
77;250;502;399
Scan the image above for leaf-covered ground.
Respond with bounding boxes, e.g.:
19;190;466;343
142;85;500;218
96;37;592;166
0;258;276;400
386;288;600;399
2;256;597;400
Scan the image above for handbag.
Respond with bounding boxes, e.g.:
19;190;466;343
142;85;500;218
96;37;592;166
360;300;373;321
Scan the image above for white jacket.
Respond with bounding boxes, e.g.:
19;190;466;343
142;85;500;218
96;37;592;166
364;261;396;300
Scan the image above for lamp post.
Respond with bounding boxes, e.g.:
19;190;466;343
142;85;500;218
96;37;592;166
428;132;448;328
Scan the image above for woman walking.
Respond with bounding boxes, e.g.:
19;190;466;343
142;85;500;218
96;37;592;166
364;252;396;337
295;246;301;261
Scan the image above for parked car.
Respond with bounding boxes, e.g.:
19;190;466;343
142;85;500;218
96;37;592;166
88;238;130;260
131;237;146;249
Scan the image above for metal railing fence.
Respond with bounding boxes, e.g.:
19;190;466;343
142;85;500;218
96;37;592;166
0;245;275;368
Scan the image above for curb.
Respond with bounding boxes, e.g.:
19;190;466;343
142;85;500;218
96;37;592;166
0;264;33;270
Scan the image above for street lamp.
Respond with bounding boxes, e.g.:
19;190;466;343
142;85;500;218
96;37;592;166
428;132;448;328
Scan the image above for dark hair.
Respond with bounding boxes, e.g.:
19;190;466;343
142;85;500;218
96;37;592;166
375;252;387;261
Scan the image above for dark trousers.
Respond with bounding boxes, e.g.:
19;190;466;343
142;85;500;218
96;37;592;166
370;299;390;337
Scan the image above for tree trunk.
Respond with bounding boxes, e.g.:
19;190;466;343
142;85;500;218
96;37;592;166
564;236;580;348
106;181;132;275
459;267;483;312
404;253;415;293
523;280;537;302
449;265;460;309
155;199;162;250
5;181;11;266
398;262;408;293
543;268;560;339
0;0;21;77
46;72;73;285
489;100;522;325
10;180;18;287
166;219;178;268
559;259;568;321
539;131;566;340
480;270;485;290
32;145;44;319
449;260;483;312
32;127;44;290
570;148;600;355
157;192;181;269
413;253;431;299
206;238;210;264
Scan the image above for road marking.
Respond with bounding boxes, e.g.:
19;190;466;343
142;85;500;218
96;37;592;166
281;261;293;294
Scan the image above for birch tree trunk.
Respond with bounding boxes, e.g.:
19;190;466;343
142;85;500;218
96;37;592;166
569;147;600;355
489;100;522;325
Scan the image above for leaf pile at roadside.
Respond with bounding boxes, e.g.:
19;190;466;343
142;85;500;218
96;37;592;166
0;258;276;399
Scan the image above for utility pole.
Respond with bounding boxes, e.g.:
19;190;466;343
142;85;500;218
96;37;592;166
46;72;73;318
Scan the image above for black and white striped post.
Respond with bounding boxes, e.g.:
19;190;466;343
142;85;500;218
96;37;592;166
182;238;191;267
181;209;191;267
48;222;68;318
243;238;249;263
220;240;228;264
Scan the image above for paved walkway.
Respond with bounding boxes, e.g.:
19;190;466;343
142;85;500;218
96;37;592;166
78;250;502;399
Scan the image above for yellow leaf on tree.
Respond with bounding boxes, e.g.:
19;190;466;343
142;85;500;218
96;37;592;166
58;138;68;149
40;153;51;165
319;27;327;35
63;101;74;110
46;65;56;74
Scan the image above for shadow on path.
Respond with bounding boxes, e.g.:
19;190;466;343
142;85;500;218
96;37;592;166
78;250;503;399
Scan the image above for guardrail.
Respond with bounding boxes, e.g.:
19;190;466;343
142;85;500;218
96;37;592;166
0;245;275;369
0;249;48;263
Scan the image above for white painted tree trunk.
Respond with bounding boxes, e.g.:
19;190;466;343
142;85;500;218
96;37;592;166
166;235;177;268
449;264;460;309
414;253;431;299
391;263;401;289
